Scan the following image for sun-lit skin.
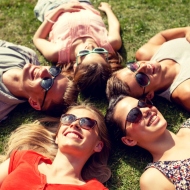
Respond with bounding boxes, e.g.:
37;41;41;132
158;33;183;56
116;61;163;98
22;63;69;109
56;108;103;157
113;96;167;146
73;39;108;71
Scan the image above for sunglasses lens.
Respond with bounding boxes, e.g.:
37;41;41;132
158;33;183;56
135;72;150;87
94;48;106;52
41;78;53;91
61;114;76;125
49;66;61;77
127;62;139;72
79;50;90;56
127;108;142;123
79;117;96;130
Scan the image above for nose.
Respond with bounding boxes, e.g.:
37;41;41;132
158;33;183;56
136;62;147;73
140;107;151;119
40;67;51;79
69;120;81;130
85;43;95;50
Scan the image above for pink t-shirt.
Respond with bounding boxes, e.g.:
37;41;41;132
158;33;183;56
46;3;115;64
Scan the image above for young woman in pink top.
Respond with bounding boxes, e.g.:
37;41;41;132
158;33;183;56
33;0;122;98
0;103;111;189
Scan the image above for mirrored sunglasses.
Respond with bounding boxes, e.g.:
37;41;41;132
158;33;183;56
76;48;108;65
40;66;62;108
127;61;150;87
60;114;97;130
124;98;153;135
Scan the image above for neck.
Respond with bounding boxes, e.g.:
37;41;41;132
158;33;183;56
155;60;179;93
2;68;27;98
49;150;88;181
139;130;176;161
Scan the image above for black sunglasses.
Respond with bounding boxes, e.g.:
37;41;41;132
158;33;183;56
123;98;153;135
40;66;62;109
127;61;150;88
60;114;97;130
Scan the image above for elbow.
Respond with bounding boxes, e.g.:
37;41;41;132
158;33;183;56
135;48;150;61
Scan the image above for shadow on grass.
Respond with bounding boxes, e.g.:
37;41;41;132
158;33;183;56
106;140;151;190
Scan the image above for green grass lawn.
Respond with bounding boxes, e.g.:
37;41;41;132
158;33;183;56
1;0;190;189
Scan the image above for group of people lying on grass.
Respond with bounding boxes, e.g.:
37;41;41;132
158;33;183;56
1;0;190;189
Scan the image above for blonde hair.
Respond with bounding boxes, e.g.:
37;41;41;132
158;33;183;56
0;118;59;162
67;104;111;183
0;103;111;183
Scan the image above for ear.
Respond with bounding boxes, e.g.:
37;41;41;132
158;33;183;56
146;91;154;100
94;141;104;152
121;136;137;147
28;97;41;110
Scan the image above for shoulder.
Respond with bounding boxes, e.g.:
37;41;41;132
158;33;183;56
172;80;190;111
178;118;190;134
140;167;174;190
136;43;160;61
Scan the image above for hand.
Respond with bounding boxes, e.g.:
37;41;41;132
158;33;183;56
58;2;85;13
98;2;112;12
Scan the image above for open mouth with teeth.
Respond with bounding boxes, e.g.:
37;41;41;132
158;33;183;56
64;131;83;139
147;115;157;126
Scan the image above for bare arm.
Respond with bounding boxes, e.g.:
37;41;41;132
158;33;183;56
147;26;190;45
33;2;84;63
0;159;10;186
136;27;190;61
98;2;122;51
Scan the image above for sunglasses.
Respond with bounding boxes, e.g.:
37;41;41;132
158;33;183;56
127;61;150;95
60;114;97;130
76;48;108;65
40;66;62;109
124;98;153;135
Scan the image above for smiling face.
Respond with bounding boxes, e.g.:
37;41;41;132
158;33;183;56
21;63;69;110
113;96;167;146
56;108;103;156
116;61;162;98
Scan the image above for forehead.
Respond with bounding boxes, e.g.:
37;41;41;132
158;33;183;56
114;97;138;128
82;53;107;64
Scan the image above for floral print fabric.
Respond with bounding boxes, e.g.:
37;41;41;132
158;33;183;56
145;118;190;190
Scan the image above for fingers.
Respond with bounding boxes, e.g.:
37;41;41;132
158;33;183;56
98;2;111;11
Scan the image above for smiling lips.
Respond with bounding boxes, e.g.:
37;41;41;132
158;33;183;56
64;131;83;139
147;114;157;126
31;67;39;80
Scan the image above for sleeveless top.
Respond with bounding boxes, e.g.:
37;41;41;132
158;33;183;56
150;38;190;101
145;118;190;190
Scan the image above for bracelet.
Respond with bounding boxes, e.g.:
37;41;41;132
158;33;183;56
46;18;55;24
